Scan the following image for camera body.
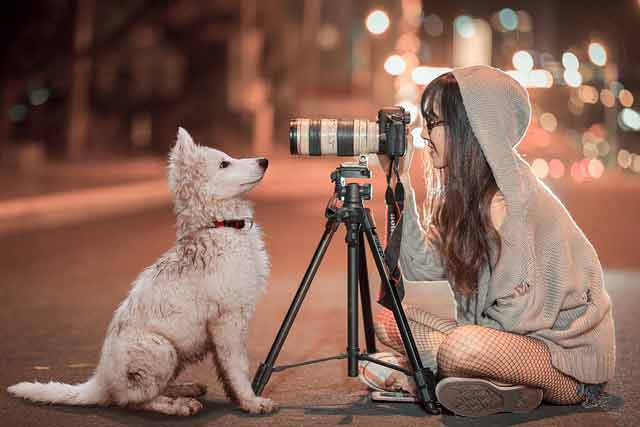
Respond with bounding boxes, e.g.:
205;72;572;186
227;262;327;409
290;106;410;158
377;106;410;158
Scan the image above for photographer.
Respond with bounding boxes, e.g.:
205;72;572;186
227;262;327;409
361;65;615;417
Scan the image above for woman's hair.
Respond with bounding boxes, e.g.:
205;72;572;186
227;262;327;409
420;72;502;297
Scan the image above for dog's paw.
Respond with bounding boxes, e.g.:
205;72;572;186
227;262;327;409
173;397;204;416
239;396;278;414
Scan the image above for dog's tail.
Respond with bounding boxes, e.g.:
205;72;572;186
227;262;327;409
7;376;107;406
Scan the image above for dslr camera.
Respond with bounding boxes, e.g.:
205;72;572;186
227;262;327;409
289;106;410;158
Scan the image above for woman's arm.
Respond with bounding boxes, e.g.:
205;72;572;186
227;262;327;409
398;175;447;281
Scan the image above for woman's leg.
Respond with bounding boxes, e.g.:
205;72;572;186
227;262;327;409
437;324;584;405
374;305;458;360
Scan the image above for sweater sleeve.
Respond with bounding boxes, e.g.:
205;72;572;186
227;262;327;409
398;177;447;282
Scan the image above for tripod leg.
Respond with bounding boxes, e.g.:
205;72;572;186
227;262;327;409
346;222;360;377
252;219;339;396
358;232;377;354
361;212;441;415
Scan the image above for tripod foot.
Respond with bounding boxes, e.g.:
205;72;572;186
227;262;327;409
252;362;273;396
413;368;441;414
422;400;441;415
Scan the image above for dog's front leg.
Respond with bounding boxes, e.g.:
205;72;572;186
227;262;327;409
208;312;278;414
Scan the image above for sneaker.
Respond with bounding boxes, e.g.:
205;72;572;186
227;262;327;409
435;377;543;417
358;352;407;392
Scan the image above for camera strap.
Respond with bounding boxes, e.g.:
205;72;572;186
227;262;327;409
377;160;406;310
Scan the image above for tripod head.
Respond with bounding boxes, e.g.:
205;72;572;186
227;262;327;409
330;155;373;202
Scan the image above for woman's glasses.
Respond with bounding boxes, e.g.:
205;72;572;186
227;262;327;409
421;116;446;154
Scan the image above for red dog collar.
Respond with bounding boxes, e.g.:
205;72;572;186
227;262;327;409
211;219;247;230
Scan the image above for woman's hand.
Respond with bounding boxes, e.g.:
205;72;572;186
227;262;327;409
375;132;415;180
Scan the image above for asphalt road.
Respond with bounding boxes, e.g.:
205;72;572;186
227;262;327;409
1;196;637;426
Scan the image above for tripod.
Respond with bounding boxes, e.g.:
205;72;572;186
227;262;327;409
252;161;440;415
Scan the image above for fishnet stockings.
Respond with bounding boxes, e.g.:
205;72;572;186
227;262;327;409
374;307;584;405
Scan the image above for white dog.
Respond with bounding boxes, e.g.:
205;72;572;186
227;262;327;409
8;128;277;416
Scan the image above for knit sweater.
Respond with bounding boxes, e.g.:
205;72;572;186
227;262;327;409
398;65;616;385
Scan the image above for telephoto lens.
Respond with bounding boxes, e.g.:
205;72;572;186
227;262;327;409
290;118;380;156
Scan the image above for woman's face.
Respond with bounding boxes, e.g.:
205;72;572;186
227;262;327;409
420;104;448;169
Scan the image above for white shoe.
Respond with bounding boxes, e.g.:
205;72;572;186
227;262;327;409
435;377;543;417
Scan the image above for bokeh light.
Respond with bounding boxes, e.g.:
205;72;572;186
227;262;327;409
384;55;406;76
366;10;390;35
424;14;443;37
562;52;580;70
588;158;605;178
531;158;549;179
513;50;534;72
619;108;640;131
549;159;566;179
498;8;518;31
570;161;588;183
600;89;616;108
316;24;339;50
454;15;475;38
564;69;583;87
539;112;558;132
588;42;607;66
8;104;28;122
583;142;599;159
598;141;611;157
578;85;599;104
530;69;554;88
28;88;50;106
618;149;632;168
619;89;634;107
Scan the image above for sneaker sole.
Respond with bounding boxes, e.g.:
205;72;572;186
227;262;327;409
435;377;543;417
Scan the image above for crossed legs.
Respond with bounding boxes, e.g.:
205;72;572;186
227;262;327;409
374;306;584;405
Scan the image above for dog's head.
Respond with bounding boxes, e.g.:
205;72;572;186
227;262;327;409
168;127;268;207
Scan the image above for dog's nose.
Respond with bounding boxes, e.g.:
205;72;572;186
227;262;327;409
258;158;268;170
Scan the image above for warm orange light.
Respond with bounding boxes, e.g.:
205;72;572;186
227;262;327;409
549;159;565;179
619;89;634;108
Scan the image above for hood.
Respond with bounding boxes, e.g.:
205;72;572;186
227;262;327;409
450;65;532;217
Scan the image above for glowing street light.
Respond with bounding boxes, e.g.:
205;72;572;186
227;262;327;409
562;52;580;70
498;8;518;31
564;69;583;87
513;50;534;72
384;55;406;76
366;10;390;35
588;42;607;66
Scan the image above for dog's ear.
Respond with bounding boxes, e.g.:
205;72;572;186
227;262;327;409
168;127;203;196
174;127;196;153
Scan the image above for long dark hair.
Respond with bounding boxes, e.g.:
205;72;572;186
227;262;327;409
420;72;502;296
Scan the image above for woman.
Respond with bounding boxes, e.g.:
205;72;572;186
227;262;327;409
362;65;615;417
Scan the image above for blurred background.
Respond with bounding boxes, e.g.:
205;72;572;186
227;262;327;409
2;1;640;425
1;0;638;266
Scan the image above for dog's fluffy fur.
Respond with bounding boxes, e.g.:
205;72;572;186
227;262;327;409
8;128;277;415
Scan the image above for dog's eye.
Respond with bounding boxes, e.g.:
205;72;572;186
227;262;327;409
219;161;230;169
